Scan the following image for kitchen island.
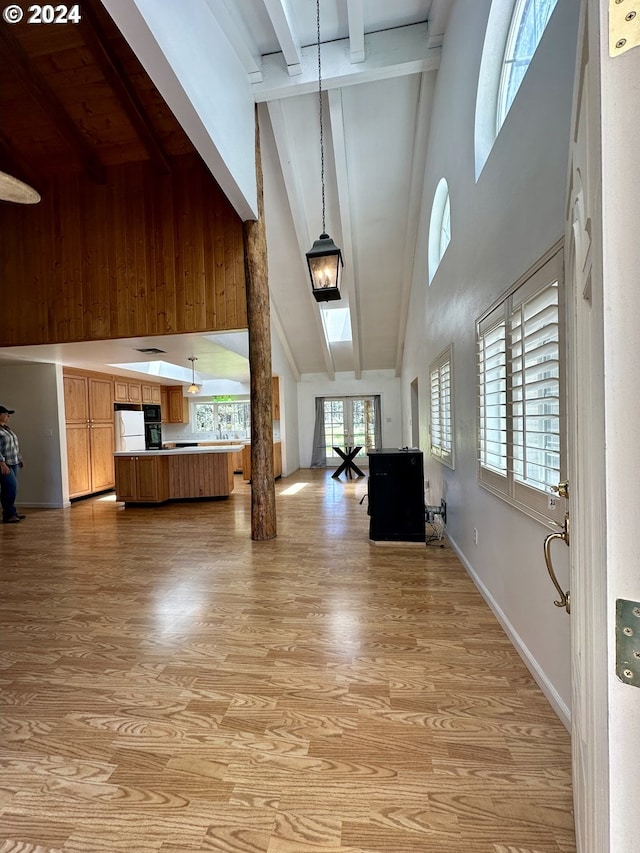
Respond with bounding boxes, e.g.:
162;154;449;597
163;439;247;472
114;446;243;505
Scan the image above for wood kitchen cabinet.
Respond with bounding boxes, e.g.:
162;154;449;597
115;450;235;503
65;422;92;496
194;441;244;472
242;441;282;481
160;387;168;423
273;441;282;478
141;383;161;404
115;455;169;503
114;379;142;404
166;386;190;423
64;371;115;499
232;448;244;473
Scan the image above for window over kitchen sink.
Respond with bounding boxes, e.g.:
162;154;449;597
195;401;251;440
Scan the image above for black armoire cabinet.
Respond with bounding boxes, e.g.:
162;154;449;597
367;448;425;542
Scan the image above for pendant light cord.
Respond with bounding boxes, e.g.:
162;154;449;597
316;0;325;234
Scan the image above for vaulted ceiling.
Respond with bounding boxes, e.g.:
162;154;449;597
0;1;194;179
0;0;454;384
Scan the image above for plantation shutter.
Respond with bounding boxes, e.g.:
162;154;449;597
430;346;454;467
478;305;508;494
476;245;565;525
511;280;560;491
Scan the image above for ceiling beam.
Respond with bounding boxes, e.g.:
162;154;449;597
262;0;302;76
328;88;361;379
79;1;171;175
346;0;365;63
252;23;440;102
265;100;335;379
395;71;436;374
209;0;264;83
427;0;454;50
0;27;105;184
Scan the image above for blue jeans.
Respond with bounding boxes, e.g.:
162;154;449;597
1;463;19;521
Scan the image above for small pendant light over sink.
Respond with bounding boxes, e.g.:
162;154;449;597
187;356;200;394
305;0;343;303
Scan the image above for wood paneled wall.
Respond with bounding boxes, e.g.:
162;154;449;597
0;154;247;346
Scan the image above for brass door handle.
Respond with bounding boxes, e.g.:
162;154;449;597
551;481;569;498
543;512;570;614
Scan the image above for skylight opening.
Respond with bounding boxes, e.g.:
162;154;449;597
321;307;352;343
108;360;193;381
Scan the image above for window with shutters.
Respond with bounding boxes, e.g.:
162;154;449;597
477;245;565;525
430;345;454;468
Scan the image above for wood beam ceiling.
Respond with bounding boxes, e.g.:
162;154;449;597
0;26;106;184
78;2;171;175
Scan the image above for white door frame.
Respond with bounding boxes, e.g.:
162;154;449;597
568;2;640;850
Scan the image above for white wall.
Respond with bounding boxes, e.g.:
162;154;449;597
0;362;66;509
402;0;581;721
297;370;402;468
271;323;300;476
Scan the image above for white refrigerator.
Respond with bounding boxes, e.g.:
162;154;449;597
114;409;146;452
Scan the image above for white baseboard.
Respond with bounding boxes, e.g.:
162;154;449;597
447;533;571;731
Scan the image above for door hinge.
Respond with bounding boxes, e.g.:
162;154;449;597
609;0;640;56
616;598;640;687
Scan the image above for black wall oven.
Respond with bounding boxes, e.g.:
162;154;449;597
145;421;162;450
143;404;162;423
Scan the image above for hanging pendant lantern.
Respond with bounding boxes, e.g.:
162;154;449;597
306;232;343;302
305;0;343;303
187;356;200;394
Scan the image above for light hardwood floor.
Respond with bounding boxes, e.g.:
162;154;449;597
1;469;575;853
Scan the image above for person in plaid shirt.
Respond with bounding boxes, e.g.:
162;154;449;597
0;405;25;524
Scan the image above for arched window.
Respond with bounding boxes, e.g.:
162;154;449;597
428;178;451;284
474;0;559;179
496;0;559;132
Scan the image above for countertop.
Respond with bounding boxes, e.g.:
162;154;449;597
162;440;281;448
114;445;244;457
171;440;251;446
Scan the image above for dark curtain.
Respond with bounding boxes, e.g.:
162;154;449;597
310;397;326;467
374;394;382;449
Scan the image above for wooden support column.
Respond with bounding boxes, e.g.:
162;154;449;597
243;109;276;541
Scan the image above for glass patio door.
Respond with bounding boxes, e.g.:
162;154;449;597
323;397;376;466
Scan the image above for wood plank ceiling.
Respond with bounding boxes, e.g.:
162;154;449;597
0;0;193;188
